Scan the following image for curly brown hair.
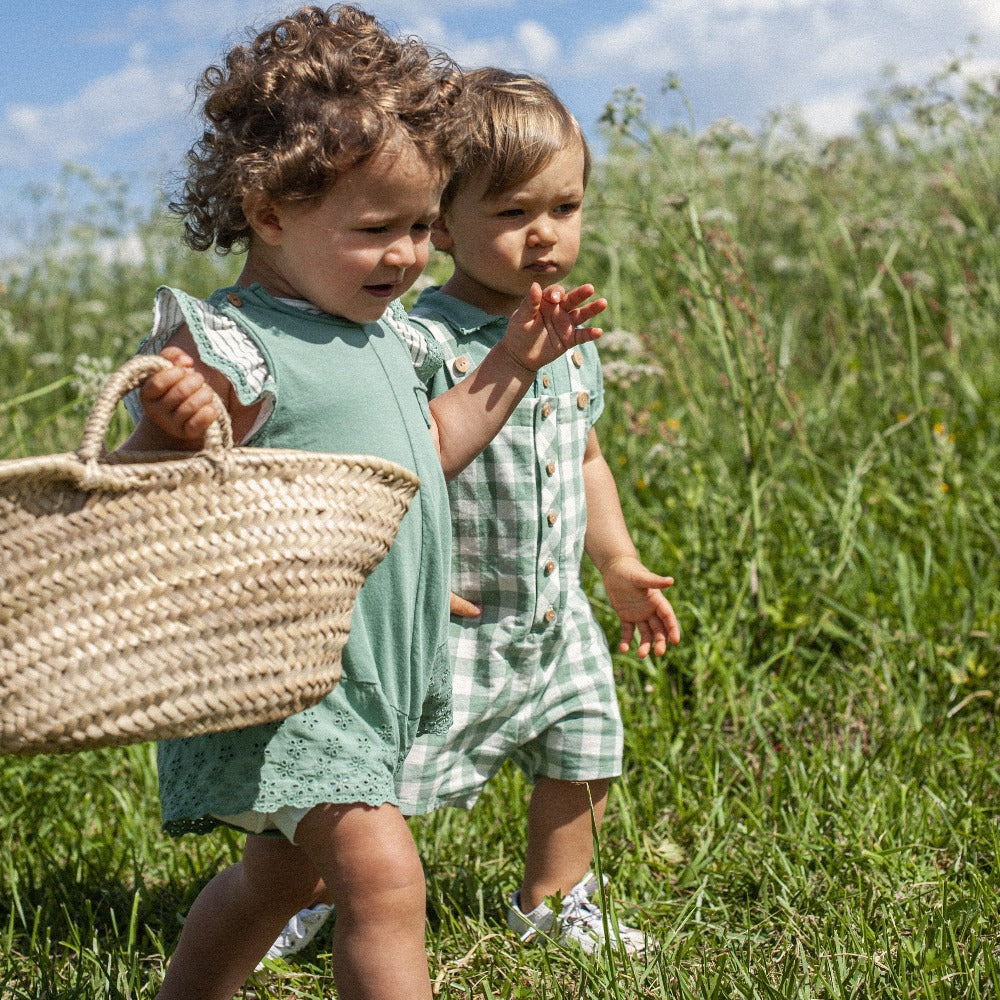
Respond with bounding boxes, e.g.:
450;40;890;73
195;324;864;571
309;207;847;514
440;67;590;211
171;5;464;253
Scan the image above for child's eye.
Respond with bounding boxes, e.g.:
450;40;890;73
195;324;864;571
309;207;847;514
554;202;581;215
411;222;432;234
496;208;525;219
361;226;389;235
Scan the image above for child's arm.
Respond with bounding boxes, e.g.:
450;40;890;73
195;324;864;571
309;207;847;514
119;333;263;452
429;282;605;479
582;428;681;658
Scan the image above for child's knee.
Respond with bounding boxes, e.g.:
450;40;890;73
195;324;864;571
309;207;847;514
340;834;424;904
298;803;424;908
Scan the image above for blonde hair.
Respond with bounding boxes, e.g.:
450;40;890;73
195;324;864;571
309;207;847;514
172;4;464;252
441;67;590;210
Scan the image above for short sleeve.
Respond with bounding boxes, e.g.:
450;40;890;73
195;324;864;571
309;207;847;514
123;286;275;427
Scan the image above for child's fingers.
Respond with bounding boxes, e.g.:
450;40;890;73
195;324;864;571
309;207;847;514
144;372;219;444
510;283;546;329
560;326;604;350
629;567;674;590
179;393;222;441
634;620;655;658
559;283;596;309
572;325;602;345
159;345;196;368
667;613;682;645
449;592;482;618
657;605;682;646
152;367;212;413
140;364;195;405
618;621;635;654
569;300;607;325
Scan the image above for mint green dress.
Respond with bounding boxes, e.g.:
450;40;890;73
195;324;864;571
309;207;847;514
136;285;452;835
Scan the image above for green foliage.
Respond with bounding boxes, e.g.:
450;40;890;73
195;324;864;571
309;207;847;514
0;166;240;458
2;63;999;997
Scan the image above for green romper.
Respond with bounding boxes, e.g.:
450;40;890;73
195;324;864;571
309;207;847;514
396;288;623;815
134;285;452;836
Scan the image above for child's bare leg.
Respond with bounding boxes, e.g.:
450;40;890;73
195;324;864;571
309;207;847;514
519;776;610;911
295;802;431;1000
155;835;324;999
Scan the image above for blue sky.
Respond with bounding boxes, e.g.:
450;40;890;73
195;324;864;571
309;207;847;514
2;0;999;231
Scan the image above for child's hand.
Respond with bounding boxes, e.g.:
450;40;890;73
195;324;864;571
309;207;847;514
502;282;606;373
139;346;220;448
601;555;681;657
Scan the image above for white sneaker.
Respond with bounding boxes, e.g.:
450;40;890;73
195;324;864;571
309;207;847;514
506;872;650;956
257;903;334;968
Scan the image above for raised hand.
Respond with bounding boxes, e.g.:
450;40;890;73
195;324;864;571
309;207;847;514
502;282;606;373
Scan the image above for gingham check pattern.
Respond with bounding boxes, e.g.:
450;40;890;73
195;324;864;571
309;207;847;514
396;290;624;813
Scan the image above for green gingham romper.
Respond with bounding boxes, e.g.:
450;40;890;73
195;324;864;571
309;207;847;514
396;287;624;814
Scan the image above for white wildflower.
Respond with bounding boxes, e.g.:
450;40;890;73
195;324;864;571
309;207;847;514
699;207;735;227
601;360;663;388
770;254;802;275
72;353;115;404
600;328;645;356
30;351;62;368
0;306;29;349
75;300;109;317
905;269;934;291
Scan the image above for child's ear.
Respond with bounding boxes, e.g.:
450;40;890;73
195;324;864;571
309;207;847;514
430;216;454;253
243;191;284;246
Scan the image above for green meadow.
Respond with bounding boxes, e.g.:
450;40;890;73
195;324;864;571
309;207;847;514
2;65;998;997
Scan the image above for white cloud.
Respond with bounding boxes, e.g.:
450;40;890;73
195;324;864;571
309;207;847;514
810;34;885;81
958;0;1000;34
422;21;559;74
574;8;682;74
3;0;998;205
1;61;188;166
716;0;824;10
566;0;1000;136
798;90;865;136
514;21;560;70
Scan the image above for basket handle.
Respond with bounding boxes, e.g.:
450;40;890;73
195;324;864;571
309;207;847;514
77;354;234;464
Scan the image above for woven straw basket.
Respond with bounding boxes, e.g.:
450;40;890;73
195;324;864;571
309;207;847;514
0;355;420;755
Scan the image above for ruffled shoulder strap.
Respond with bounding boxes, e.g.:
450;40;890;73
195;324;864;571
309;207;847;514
383;298;444;386
124;286;276;425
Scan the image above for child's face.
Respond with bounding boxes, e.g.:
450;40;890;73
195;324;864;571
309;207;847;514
253;140;444;324
436;141;586;316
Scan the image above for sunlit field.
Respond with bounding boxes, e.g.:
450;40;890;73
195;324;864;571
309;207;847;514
2;65;998;998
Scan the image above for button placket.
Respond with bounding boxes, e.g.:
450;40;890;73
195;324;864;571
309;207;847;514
535;384;562;629
539;350;590;628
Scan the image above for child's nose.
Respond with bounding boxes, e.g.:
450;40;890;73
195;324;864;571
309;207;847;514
527;219;557;246
384;235;417;267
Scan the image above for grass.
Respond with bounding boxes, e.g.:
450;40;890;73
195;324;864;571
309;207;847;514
2;62;999;997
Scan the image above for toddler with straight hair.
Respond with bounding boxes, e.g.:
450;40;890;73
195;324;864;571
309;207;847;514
403;65;681;956
122;13;605;999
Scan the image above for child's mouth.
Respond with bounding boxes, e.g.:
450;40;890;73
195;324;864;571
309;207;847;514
364;283;396;298
525;261;558;274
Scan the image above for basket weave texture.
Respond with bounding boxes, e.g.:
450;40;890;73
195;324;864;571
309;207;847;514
0;355;420;755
